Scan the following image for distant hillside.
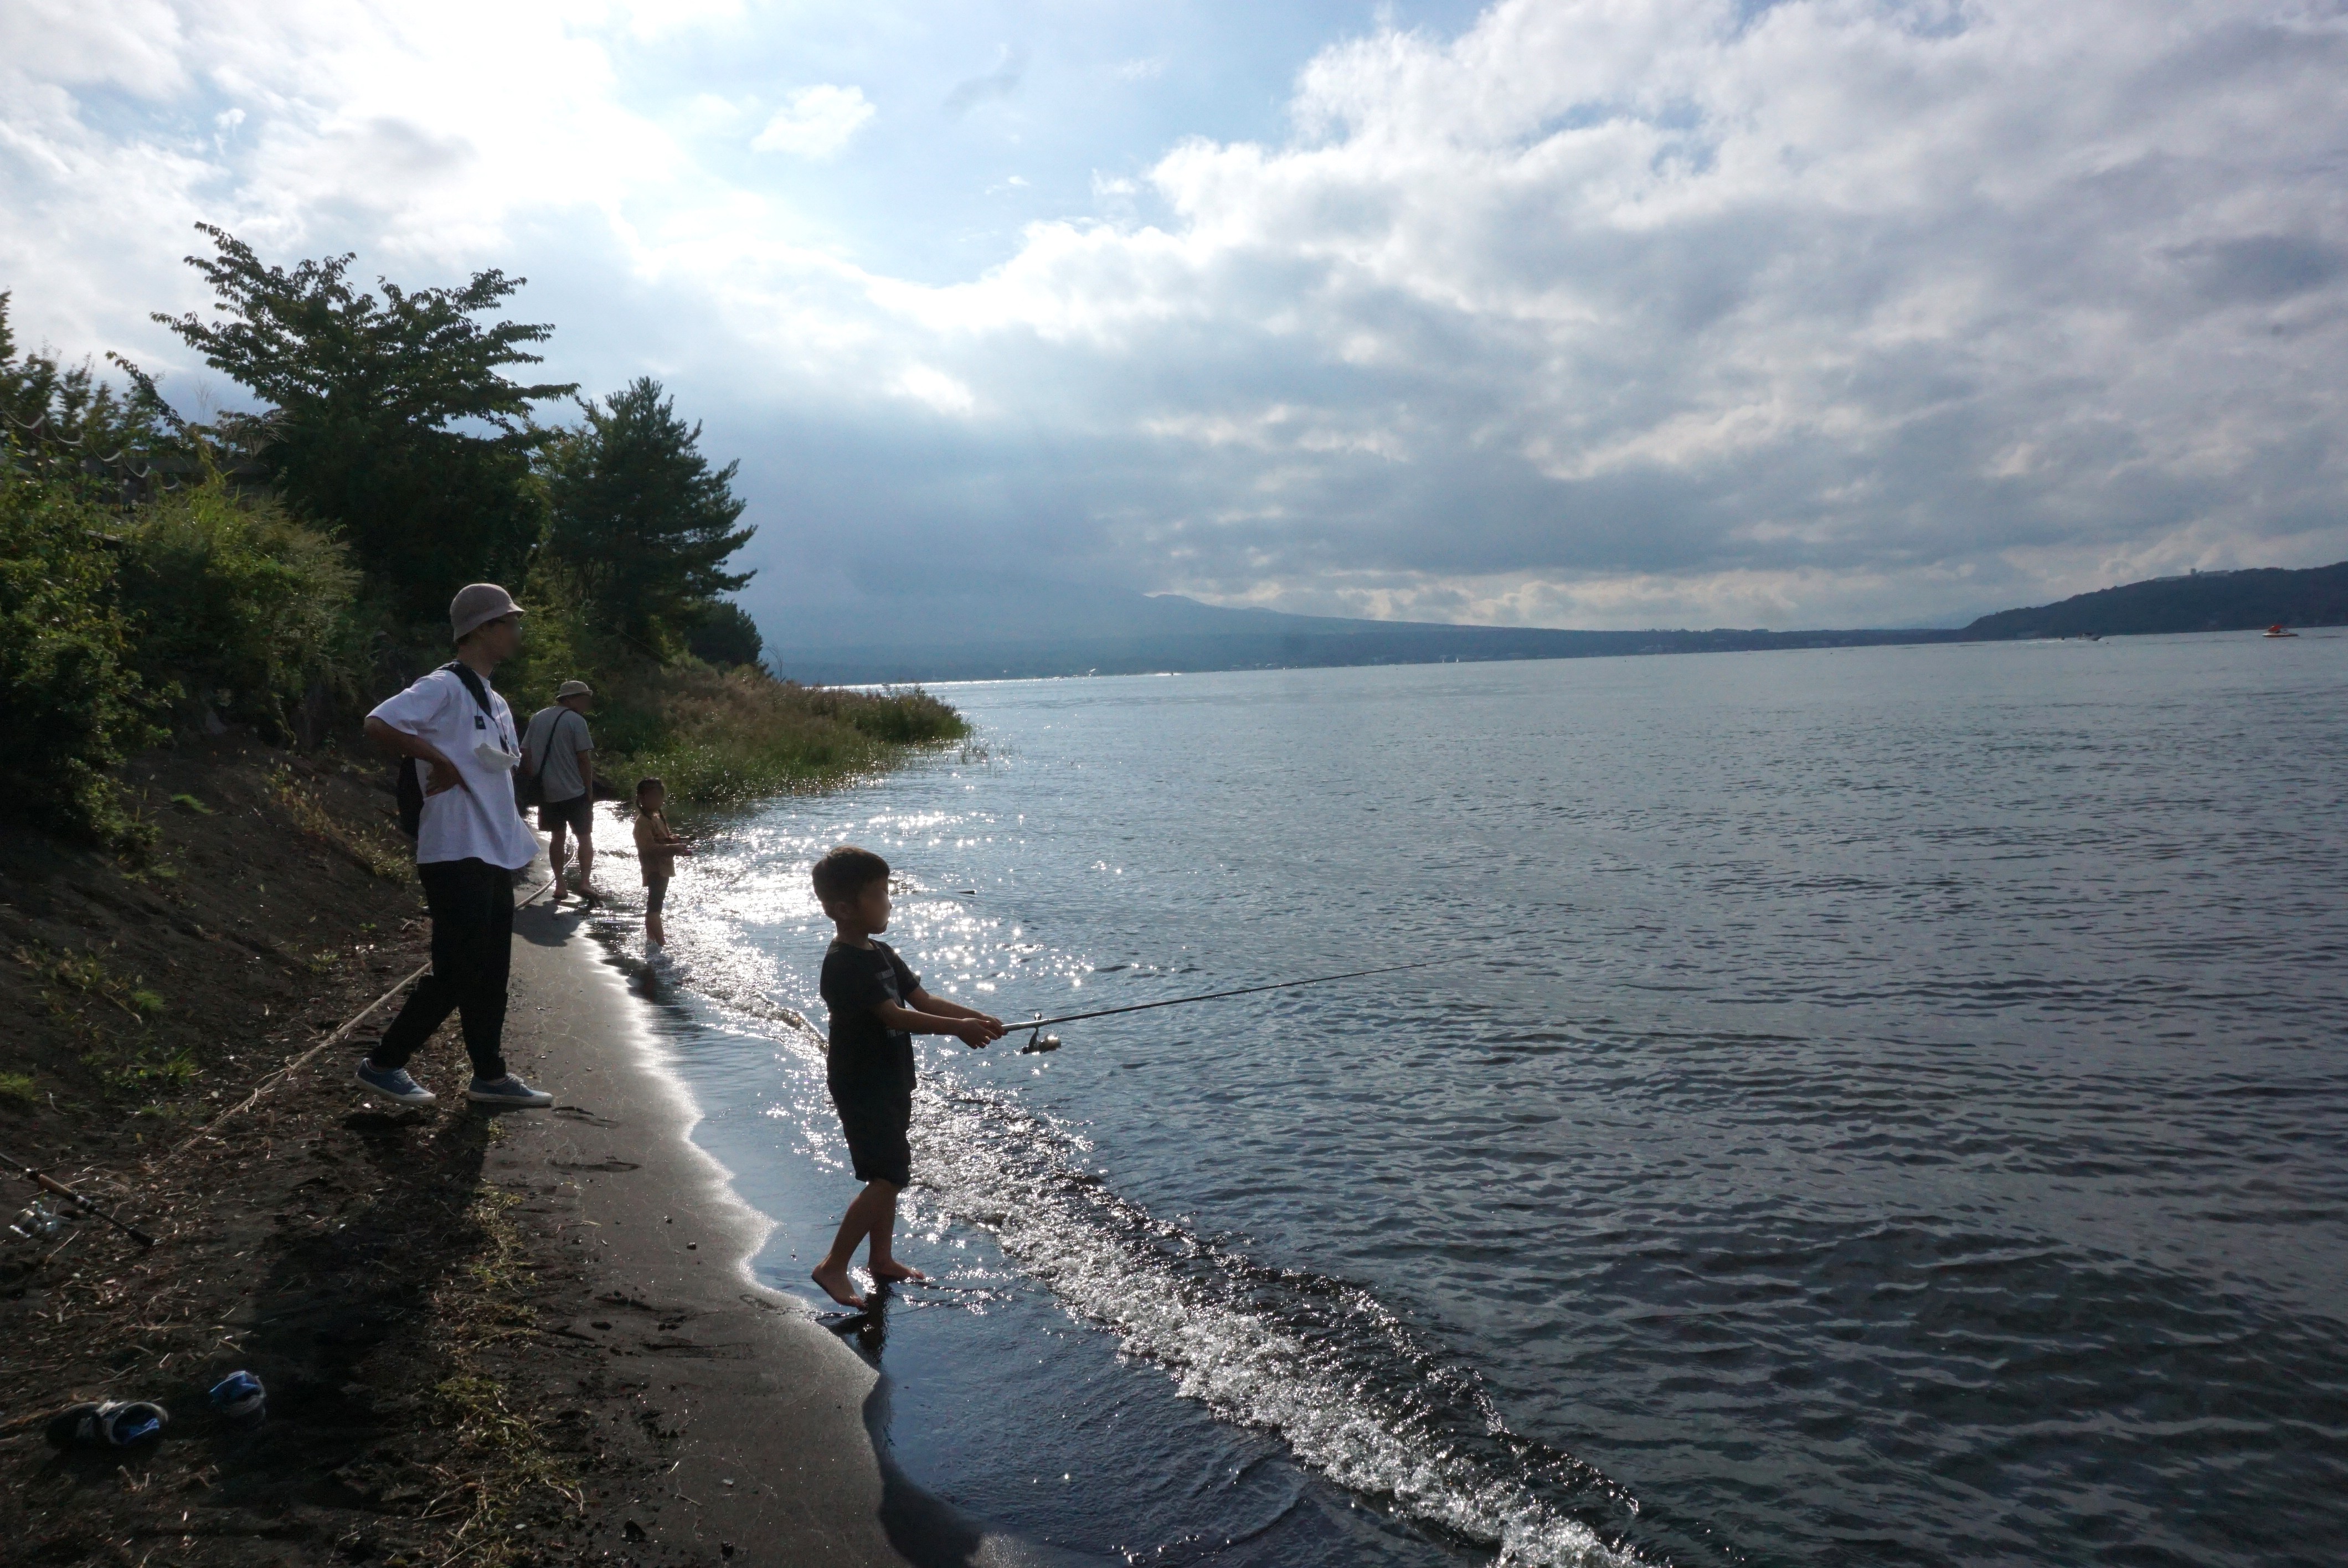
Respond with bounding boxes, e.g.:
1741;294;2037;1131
1964;562;2348;639
756;560;2347;684
764;592;1963;684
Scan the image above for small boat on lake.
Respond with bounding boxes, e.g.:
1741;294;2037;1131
2264;624;2298;638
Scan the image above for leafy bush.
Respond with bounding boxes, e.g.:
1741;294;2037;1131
116;475;366;736
0;468;162;843
3;267;963;846
494;558;607;719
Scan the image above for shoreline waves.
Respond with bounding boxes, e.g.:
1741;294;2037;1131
595;638;2347;1568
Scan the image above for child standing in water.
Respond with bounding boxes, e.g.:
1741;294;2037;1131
631;777;692;949
809;845;1004;1308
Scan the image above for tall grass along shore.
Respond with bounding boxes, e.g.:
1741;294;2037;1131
603;665;966;804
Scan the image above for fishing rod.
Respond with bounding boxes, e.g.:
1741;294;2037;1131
1004;960;1447;1053
0;1148;156;1250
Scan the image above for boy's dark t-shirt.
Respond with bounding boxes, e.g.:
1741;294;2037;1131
821;938;919;1082
820;938;920;1185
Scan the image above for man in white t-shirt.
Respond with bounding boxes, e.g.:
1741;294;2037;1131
353;582;555;1110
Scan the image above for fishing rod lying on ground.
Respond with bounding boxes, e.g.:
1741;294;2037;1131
1002;960;1447;1053
1;1148;156;1250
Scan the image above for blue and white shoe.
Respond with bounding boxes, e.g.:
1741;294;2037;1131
466;1074;554;1108
354;1060;436;1106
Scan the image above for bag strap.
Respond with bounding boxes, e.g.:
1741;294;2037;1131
440;660;497;721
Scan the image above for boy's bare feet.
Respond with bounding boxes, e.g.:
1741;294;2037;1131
811;1260;866;1308
869;1260;927;1282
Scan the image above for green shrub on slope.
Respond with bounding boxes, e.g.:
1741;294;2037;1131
116;475;365;736
0;469;161;842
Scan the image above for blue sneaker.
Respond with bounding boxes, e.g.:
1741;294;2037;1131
466;1074;554;1108
354;1060;436;1106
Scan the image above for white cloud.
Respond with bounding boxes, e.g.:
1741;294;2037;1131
750;84;876;159
610;0;742;42
894;364;976;415
4;1;2344;630
838;0;2348;618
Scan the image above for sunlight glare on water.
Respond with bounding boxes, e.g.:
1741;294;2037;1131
586;633;2348;1568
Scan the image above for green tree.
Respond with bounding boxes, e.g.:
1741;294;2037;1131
687;601;764;668
540;376;754;654
152;226;575;622
1;292;186;484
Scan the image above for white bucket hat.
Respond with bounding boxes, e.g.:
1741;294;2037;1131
449;582;524;642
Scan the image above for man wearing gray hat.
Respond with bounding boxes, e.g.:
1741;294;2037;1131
522;678;599;904
353;582;555;1110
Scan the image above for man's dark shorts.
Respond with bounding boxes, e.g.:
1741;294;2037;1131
828;1072;912;1188
538;793;593;835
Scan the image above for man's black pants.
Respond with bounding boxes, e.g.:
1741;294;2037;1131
372;857;514;1081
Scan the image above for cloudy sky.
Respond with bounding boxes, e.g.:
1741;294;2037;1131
6;0;2344;635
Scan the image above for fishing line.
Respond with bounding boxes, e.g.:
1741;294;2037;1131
853;889;1453;1048
1005;959;1449;1052
760;959;1449;1053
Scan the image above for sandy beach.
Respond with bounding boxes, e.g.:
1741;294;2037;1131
493;893;1069;1566
0;742;1065;1566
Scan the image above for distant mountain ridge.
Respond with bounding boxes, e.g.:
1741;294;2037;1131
759;560;2346;684
1960;562;2348;639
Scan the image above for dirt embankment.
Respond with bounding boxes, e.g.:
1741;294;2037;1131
0;742;706;1567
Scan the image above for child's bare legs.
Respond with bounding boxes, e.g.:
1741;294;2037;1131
867;1188;926;1282
645;879;668;949
812;1179;902;1307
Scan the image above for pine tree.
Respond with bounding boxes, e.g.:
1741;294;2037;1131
540;378;754;654
686;601;764;669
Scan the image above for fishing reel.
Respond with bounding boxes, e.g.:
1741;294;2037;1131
1016;1025;1062;1054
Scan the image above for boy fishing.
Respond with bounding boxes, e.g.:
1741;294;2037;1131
809;845;1004;1308
631;777;690;950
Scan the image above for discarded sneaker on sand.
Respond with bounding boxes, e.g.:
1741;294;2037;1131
209;1370;267;1423
46;1399;168;1448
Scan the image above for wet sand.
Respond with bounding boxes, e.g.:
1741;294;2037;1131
500;893;1075;1566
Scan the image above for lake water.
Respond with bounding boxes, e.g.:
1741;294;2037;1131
586;632;2348;1567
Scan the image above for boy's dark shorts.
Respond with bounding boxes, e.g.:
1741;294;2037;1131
539;793;593;835
828;1075;912;1188
644;875;669;917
